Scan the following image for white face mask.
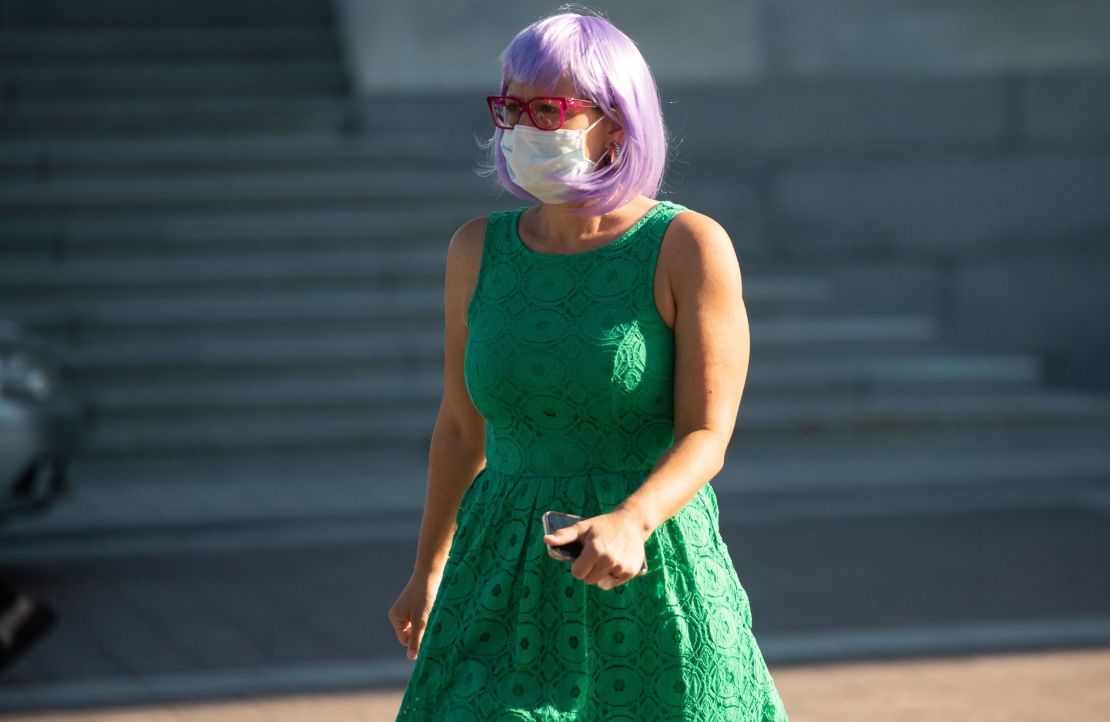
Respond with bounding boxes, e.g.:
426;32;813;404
500;115;606;204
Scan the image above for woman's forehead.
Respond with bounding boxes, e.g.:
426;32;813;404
506;76;580;98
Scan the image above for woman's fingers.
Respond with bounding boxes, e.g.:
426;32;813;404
389;602;423;659
407;617;425;660
388;605;408;643
547;515;644;589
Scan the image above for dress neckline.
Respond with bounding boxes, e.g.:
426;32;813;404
511;201;667;258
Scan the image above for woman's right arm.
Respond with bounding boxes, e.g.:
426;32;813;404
410;215;489;577
389;216;488;660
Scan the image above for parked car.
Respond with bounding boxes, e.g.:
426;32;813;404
0;319;84;523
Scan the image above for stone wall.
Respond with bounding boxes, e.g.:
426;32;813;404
333;0;1110;390
333;0;1110;89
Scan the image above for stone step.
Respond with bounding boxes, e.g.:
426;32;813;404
4;287;445;332
0;205;493;257
0;96;353;137
0;246;450;293
746;351;1041;391
722;422;1110;495
0;26;341;61
737;389;1110;432
0;131;456;176
75;388;1110;457
81;351;1042;420
32;316;940;378
0;0;331;27
1;167;497;217
0;60;348;98
0;259;837;314
45;425;1110;532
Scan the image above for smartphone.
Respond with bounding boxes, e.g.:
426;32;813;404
543;510;585;561
542;510;648;575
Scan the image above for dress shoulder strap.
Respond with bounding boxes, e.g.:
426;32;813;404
483;206;529;255
637;199;689;268
466;206;527;326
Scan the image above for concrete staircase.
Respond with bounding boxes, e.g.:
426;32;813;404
2;0;1109;501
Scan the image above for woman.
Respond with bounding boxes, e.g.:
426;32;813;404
388;10;789;721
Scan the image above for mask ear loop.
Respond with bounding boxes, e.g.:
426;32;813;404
572;113;610;172
577;113;607;137
580;112;620;171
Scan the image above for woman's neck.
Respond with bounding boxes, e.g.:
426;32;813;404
525;195;653;253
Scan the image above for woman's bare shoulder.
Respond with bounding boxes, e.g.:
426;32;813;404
665;208;734;250
659;208;741;283
445;216;490;328
448;216;489;266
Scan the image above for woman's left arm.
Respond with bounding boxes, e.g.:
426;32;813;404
542;211;749;588
614;211;749;537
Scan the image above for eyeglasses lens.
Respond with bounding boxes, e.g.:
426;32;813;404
528;100;563;130
493;99;521;128
492;98;566;130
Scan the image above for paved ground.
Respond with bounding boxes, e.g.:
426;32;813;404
1;450;1109;718
3;486;1110;716
5;647;1110;721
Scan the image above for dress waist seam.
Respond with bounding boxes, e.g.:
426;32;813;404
482;465;654;478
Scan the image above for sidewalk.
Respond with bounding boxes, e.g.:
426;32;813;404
2;494;1109;715
2;447;1109;717
5;647;1109;721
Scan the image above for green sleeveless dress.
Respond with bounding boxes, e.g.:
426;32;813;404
395;201;789;721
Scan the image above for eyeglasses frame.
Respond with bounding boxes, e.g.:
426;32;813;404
486;95;601;131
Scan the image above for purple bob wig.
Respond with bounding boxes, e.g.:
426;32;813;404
482;9;668;216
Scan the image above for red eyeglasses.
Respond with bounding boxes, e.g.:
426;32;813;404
487;95;599;131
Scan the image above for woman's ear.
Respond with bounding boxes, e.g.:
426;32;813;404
603;120;625;168
608;119;625;146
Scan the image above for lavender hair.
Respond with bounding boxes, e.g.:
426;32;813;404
478;9;669;216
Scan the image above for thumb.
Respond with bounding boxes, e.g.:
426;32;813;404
545;523;581;543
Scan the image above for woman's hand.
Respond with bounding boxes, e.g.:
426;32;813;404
543;508;651;590
387;568;444;661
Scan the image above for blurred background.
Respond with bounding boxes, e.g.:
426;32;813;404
1;0;1109;719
